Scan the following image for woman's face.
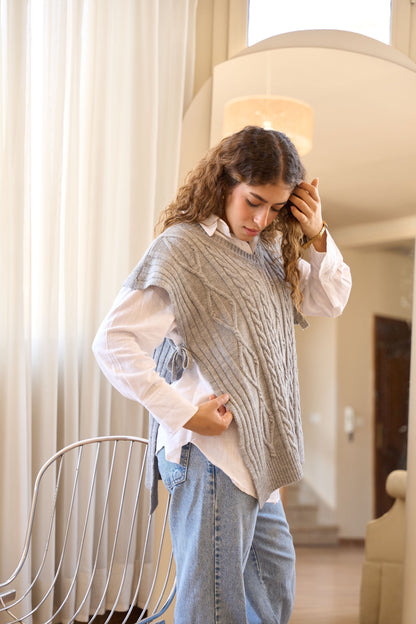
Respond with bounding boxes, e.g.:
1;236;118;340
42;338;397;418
224;181;292;242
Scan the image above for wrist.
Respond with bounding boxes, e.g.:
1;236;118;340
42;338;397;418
302;221;327;250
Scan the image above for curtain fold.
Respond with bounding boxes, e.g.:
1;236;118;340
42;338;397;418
0;0;198;616
0;0;32;582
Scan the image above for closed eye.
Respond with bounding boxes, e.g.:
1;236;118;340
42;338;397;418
247;199;261;208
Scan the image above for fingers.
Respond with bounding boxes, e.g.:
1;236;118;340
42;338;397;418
289;177;323;239
184;394;233;436
291;181;319;206
210;393;226;416
214;393;230;409
220;409;233;429
211;393;232;420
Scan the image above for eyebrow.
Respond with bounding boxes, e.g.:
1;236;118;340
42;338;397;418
249;191;287;206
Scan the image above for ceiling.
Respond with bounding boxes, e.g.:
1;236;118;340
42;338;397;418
209;30;416;235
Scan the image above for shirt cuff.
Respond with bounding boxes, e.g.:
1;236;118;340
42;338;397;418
141;380;198;433
308;230;343;277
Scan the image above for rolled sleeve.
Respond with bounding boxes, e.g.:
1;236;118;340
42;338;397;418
299;231;352;317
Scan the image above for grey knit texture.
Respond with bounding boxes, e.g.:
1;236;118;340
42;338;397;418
125;223;305;511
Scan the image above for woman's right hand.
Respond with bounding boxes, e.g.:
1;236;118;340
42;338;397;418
183;394;233;436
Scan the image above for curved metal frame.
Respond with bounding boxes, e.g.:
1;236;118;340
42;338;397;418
0;436;176;624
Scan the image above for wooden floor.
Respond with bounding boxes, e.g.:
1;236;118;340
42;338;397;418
290;543;365;624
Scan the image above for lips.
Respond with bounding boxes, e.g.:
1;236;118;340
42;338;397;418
243;227;261;236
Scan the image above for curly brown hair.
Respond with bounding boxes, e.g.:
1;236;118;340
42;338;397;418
156;126;306;310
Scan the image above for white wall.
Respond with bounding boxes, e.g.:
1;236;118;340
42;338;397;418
336;246;413;538
295;245;413;538
295;316;338;509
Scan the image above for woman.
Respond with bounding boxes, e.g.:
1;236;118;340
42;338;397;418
93;126;351;624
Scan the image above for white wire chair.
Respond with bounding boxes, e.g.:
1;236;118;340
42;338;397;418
0;436;175;624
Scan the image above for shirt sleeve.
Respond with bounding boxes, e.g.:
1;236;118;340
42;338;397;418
92;285;198;432
298;230;352;317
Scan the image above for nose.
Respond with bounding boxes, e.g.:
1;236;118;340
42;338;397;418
253;207;271;229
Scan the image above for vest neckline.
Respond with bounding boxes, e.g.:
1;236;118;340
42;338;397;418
168;222;272;262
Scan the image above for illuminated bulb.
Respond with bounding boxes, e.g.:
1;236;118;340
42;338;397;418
223;96;313;156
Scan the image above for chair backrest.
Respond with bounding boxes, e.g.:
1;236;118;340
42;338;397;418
0;436;175;624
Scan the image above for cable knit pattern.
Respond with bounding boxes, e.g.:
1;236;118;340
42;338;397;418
125;223;305;510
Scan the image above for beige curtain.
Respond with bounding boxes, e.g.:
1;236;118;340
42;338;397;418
0;0;197;614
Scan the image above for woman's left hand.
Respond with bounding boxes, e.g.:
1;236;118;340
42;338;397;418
289;178;325;246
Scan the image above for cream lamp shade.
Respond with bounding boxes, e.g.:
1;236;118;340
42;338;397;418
223;96;313;156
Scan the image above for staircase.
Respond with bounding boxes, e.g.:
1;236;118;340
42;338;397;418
283;480;339;546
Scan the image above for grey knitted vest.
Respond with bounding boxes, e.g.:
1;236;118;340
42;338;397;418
124;223;306;512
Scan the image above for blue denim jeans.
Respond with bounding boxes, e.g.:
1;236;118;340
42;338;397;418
157;443;296;624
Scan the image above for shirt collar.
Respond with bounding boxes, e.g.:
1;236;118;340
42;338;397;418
200;215;258;252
